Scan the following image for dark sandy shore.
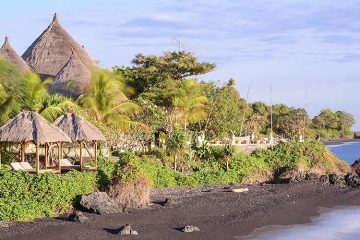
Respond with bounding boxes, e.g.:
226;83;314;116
1;182;360;240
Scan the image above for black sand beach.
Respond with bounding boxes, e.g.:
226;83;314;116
1;182;360;240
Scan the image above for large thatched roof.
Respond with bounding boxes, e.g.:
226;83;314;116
0;36;31;73
0;111;71;145
54;112;106;142
22;13;97;78
50;50;92;98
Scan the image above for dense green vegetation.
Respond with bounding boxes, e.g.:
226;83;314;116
0;140;351;221
0;50;355;222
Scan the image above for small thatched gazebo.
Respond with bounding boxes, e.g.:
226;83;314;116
0;36;31;73
54;111;106;170
0;111;71;174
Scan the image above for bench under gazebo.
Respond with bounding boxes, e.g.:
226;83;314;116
54;110;106;171
0;111;72;174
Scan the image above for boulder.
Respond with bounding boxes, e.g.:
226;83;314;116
181;225;200;233
319;175;329;184
68;211;89;223
351;160;360;176
107;175;152;209
345;173;360;188
305;173;321;181
80;192;120;215
328;173;347;187
118;224;138;235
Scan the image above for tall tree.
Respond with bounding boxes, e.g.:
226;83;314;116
115;51;216;93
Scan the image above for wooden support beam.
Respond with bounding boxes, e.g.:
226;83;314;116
79;141;83;171
94;141;97;168
44;143;48;169
36;143;40;174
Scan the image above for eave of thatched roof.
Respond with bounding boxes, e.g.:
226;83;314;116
0;111;71;145
50;50;92;98
0;36;31;73
54;112;106;142
22;13;97;77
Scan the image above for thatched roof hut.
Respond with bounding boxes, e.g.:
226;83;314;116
0;111;71;173
54;111;106;168
22;13;97;78
54;111;105;142
0;111;71;145
0;36;31;73
50;50;92;98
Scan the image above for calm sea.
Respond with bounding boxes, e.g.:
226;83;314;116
238;207;360;240
239;143;360;239
327;142;360;165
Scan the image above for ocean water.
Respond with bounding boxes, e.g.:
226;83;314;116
327;142;360;165
239;207;360;240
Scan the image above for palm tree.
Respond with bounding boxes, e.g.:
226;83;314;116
22;72;52;111
78;70;147;131
172;79;208;129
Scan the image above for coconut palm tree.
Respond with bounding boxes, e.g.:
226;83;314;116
78;70;147;131
172;79;208;129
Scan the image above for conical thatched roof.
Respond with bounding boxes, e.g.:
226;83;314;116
0;36;31;73
0;111;71;145
54;112;106;142
50;50;92;98
22;13;97;78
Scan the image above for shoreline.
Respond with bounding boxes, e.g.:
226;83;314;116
1;182;360;240
322;138;360;146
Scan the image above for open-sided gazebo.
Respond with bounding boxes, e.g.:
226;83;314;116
54;111;106;170
0;111;71;174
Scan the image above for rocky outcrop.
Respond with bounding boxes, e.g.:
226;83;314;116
345;173;360;188
79;192;121;215
107;175;152;209
181;225;200;233
118;224;138;235
351;160;360;176
68;211;89;223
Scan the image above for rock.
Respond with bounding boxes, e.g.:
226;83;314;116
162;198;173;206
181;225;200;233
80;192;120;215
328;173;347;187
305;173;320;181
231;188;249;193
351;160;360;176
118;224;138;235
345;173;360;188
68;211;89;223
319;175;329;184
0;221;9;228
328;173;338;185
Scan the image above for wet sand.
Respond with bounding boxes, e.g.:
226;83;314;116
1;182;360;240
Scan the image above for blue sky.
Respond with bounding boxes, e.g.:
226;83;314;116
1;0;360;129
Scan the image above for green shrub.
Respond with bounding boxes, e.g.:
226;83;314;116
0;170;96;221
0;151;17;165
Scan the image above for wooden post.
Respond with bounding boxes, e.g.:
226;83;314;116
60;142;63;159
36;143;40;174
79;141;83;170
44;143;48;169
94;141;97;168
57;142;61;171
21;143;25;162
